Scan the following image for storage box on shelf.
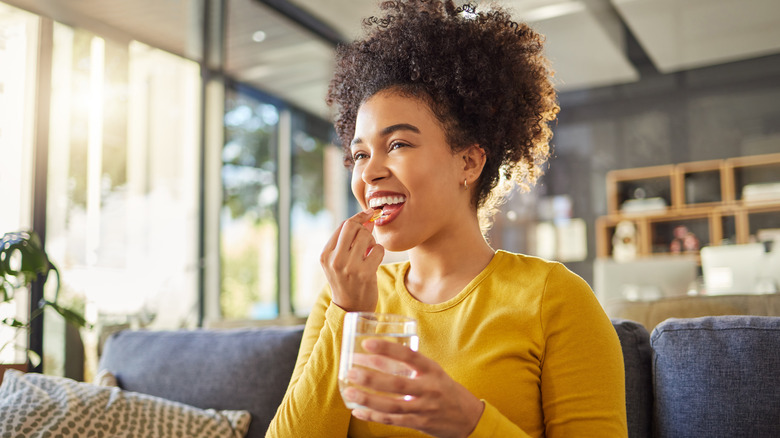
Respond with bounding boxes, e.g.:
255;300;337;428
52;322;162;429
596;152;780;260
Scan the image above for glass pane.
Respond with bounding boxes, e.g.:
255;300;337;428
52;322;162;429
0;3;38;365
45;23;201;378
221;87;279;319
290;112;333;316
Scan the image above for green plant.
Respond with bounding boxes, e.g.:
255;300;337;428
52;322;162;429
0;230;88;364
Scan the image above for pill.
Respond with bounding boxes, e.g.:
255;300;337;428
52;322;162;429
369;209;383;222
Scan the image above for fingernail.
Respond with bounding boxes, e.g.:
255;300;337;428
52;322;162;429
347;369;360;381
362;338;379;351
352;409;368;420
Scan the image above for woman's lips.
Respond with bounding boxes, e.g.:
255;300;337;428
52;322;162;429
368;195;406;209
366;193;406;226
374;203;402;225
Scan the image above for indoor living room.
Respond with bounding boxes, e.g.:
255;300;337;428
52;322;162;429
1;1;778;437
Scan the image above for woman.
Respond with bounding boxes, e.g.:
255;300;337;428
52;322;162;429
267;1;627;437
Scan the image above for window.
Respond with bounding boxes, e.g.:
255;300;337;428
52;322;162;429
220;84;346;320
0;2;38;365
290;112;338;316
43;24;201;377
1;0;348;378
221;86;280;319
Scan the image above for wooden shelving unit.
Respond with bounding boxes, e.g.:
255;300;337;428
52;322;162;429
596;153;780;260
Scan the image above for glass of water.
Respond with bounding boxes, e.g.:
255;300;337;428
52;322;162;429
338;312;419;410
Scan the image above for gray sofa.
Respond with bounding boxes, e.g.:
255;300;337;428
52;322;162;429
98;315;780;438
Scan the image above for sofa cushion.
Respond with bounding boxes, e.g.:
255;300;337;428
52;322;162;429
651;316;780;437
98;326;304;438
612;318;653;438
0;369;251;437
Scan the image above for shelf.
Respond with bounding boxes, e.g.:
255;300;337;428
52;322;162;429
597;153;780;260
728;152;780;203
715;213;738;246
649;216;709;254
607;164;674;215
745;208;780;239
675;159;725;207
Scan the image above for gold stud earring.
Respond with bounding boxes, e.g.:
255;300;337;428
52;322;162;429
464;179;468;190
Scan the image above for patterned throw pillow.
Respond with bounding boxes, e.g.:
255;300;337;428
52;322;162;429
0;370;251;437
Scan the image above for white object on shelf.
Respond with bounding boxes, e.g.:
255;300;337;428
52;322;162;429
594;255;698;303
612;220;638;262
620;197;667;212
742;183;780;201
701;243;768;294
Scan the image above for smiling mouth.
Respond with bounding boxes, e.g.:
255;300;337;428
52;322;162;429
368;195;406;221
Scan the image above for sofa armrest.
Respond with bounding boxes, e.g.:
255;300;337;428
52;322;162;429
651;316;780;437
612;318;653;438
98;326;304;438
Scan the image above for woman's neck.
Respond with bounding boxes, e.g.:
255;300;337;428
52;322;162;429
404;220;495;304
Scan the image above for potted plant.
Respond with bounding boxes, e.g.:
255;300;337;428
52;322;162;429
0;230;88;382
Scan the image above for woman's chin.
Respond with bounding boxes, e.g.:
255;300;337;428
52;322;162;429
375;234;415;254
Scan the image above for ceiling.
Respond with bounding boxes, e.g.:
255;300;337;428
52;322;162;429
2;0;205;60
4;0;780;120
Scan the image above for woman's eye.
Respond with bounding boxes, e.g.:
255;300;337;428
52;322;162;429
390;141;408;151
353;152;369;161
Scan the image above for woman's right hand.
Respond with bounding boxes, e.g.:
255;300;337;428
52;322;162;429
320;209;385;312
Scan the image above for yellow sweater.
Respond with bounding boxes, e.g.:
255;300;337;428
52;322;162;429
266;250;627;437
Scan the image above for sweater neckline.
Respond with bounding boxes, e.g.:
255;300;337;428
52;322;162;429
394;250;506;312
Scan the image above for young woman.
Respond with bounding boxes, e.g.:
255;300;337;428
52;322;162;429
267;1;627;437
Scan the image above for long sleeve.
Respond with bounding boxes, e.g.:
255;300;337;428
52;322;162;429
467;401;533;437
538;264;627;436
464;262;626;438
265;287;351;437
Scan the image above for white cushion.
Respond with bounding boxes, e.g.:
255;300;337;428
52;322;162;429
0;369;251;437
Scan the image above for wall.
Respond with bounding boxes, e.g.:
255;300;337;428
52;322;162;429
543;52;780;285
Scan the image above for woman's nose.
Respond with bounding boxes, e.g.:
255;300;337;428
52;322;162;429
361;154;390;184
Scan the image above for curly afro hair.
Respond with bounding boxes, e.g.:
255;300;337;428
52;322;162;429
326;0;559;227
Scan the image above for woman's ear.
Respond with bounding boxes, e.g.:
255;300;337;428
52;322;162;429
462;145;486;185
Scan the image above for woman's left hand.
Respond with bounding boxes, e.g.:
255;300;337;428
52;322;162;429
342;338;485;438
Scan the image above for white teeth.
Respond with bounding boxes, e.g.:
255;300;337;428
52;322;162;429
368;195;406;208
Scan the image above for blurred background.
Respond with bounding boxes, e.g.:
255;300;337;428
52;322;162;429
1;0;779;380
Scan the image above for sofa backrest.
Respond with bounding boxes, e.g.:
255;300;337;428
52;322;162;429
99;326;305;438
612;318;653;438
651;316;780;437
97;317;778;438
98;320;653;438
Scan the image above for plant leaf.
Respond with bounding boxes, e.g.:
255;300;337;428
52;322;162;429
0;230;51;284
1;280;11;301
26;349;41;368
1;317;27;328
42;300;90;329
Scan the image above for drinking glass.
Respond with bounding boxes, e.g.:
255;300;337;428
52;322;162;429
338;312;419;410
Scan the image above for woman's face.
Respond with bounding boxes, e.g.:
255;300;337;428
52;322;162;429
350;90;470;252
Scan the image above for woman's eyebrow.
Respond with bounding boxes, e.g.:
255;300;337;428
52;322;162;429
351;123;421;146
